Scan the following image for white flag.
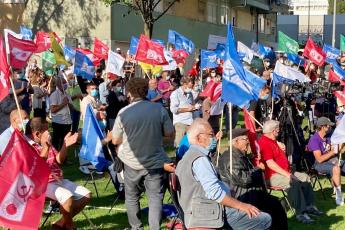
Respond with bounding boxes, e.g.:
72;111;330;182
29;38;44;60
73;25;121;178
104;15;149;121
162;50;177;71
274;61;310;83
106;50;125;76
237;41;254;64
331;115;345;144
4;29;23;55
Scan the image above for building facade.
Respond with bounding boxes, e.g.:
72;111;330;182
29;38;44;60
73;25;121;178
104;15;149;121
289;0;329;15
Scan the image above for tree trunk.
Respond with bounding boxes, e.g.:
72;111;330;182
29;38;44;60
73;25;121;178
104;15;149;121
144;22;153;39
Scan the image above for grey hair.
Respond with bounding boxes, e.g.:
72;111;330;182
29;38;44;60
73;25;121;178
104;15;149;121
187;118;212;145
262;120;280;134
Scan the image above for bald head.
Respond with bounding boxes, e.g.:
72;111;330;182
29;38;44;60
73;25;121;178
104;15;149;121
10;109;29;131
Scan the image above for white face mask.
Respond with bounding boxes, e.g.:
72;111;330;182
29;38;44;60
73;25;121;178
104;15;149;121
211;72;216;77
206;77;211;83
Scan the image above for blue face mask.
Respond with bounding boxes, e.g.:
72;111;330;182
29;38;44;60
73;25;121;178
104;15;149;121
207;137;218;153
98;120;107;130
90;89;98;97
184;88;192;93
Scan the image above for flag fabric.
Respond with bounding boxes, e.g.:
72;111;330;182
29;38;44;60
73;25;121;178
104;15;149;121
74;51;95;80
221;25;266;108
200;50;218;69
168;30;195;54
93;37;109;60
331;115;345;144
139;62;163;75
0;130;50;230
162;50;177;71
42;51;56;75
152;39;165;47
171;49;189;64
333;62;345;79
237;41;254;64
303;38;326;66
6;33;36;69
80;105;111;171
272;72;295;98
334;91;345;105
287;53;305;66
135;35;168;65
50;33;70;66
215;43;226;60
0;36;10;102
76;48;102;67
323;44;340;64
20;26;33;40
278;31;299;54
106;50;125;76
129;36;139;56
274;61;311;83
199;81;219;98
243;108;258;156
34;32;51;53
328;69;345;85
258;44;276;60
341;34;345;52
63;45;76;62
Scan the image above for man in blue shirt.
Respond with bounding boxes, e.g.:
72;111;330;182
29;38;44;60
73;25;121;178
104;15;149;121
146;78;163;104
175;118;271;229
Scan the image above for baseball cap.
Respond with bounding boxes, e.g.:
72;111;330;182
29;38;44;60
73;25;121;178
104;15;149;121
316;117;334;127
232;128;248;139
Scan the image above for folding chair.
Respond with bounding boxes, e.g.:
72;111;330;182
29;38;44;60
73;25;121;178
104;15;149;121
268;186;295;215
167;173;218;230
82;164;100;198
41;200;60;228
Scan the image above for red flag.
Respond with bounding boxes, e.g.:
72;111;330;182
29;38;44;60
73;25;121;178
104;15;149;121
243;108;260;166
329;69;345;86
0;130;50;230
135;35;168;65
93;37;109;60
212;82;222;102
303;38;326;66
34;32;51;53
334;91;345;105
200;81;218;98
0;36;10;102
7;33;37;69
76;48;101;66
171;49;189;64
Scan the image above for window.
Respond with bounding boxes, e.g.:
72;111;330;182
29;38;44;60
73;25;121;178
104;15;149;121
207;1;217;23
220;0;230;25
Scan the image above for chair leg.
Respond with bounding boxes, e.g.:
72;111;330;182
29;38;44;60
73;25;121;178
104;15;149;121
282;190;295;215
90;172;99;198
108;194;120;213
81;210;97;230
40;202;59;228
316;178;327;200
104;177;112;192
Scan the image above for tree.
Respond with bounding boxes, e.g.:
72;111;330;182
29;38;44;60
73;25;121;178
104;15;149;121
328;0;345;14
102;0;181;38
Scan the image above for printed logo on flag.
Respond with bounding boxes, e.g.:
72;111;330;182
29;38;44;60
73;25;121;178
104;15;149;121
0;172;34;222
310;49;323;63
326;51;338;60
147;49;164;63
11;47;32;61
208;54;217;62
0;72;7;88
286;42;298;53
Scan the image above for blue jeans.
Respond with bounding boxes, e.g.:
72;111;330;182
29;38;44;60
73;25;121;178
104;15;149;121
225;207;272;230
123;164;164;230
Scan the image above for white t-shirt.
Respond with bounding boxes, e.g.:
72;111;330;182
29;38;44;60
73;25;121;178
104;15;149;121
49;89;72;125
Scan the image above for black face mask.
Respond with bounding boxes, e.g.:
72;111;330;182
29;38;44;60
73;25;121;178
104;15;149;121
266;79;271;86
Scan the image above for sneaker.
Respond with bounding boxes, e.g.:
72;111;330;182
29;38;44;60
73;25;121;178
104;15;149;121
44;203;60;214
306;206;323;216
296;213;315;224
79;166;91;175
336;198;344;206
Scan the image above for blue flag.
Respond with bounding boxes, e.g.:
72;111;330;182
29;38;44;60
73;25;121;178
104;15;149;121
74;51;95;80
152;39;165;47
258;44;276;61
333;62;345;80
215;43;226;60
323;44;340;64
63;45;76;62
221;25;266;108
129;36;139;56
287;53;305;66
200;50;218;69
168;30;194;54
272;72;294;98
80;105;110;171
20;25;33;40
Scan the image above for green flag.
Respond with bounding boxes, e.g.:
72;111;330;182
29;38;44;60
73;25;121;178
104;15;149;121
42;51;56;75
340;34;345;51
278;31;299;54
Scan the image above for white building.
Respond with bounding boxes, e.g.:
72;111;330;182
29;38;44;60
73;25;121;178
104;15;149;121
289;0;329;15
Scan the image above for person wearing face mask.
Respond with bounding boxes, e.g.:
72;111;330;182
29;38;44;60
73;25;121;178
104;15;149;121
176;118;272;230
0;109;29;156
259;120;322;224
218;128;288;230
111;78;175;230
248;86;271;129
158;70;175;106
170;76;199;147
12;70;33;115
99;73;117;105
307;117;345;205
106;80;127;130
50;77;72;151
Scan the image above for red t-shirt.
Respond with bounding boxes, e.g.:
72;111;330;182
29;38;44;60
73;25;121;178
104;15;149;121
258;135;290;180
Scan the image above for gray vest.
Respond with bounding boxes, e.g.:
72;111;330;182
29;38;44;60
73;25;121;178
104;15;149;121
175;149;224;228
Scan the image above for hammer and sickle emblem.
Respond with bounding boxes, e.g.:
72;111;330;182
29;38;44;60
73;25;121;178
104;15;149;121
17;185;33;202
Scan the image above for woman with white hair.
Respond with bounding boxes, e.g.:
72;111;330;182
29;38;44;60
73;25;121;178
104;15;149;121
258;120;322;224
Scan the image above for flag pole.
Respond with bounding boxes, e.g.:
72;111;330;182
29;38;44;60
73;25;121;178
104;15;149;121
216;110;224;167
246;111;263;128
270;73;274;119
229;102;233;175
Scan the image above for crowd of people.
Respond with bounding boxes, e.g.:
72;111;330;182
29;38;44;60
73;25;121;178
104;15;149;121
2;43;345;230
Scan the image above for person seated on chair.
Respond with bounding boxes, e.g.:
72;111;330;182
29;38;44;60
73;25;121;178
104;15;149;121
218;128;288;230
176;118;272;230
258;120;322;224
26;117;91;230
307;116;345;205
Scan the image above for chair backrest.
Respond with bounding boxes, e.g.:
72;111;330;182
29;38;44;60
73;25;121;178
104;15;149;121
168;173;187;230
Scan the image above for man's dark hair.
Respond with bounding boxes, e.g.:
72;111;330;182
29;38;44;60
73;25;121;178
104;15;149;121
26;118;48;135
180;76;195;85
96;68;103;74
86;82;96;89
125;78;149;99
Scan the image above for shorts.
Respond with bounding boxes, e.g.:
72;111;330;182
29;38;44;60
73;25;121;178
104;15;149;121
46;179;91;205
314;159;338;176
